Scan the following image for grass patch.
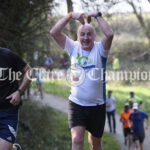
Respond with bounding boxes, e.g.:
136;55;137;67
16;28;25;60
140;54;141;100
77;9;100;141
102;132;119;150
17;100;71;150
32;80;70;98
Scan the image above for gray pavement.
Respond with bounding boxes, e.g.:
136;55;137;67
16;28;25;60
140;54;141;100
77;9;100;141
29;89;150;150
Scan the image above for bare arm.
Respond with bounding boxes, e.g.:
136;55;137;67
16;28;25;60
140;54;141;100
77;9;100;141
50;15;70;49
6;64;33;105
87;12;114;50
145;117;150;129
50;12;85;49
18;64;33;91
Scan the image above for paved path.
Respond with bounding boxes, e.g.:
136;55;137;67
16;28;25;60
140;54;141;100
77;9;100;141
29;89;150;150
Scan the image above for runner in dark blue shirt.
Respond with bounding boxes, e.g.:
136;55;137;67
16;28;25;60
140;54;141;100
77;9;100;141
0;47;32;150
130;103;149;150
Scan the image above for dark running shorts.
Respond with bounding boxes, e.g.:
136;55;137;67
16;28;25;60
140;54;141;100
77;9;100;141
133;133;145;143
68;100;106;138
123;128;131;137
0;108;19;143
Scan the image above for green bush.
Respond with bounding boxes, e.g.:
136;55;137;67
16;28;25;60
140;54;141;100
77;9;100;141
16;100;71;150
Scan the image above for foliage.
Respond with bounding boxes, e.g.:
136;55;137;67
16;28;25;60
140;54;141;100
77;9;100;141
16;100;71;150
0;0;54;65
108;40;150;70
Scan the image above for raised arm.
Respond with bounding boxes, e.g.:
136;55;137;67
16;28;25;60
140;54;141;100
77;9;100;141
50;12;85;49
87;12;114;50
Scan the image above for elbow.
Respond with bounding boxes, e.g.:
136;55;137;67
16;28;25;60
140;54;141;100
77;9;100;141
50;29;60;39
49;29;55;37
107;32;114;39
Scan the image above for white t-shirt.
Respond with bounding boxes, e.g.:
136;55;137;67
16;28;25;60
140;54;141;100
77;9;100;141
64;36;109;106
106;96;115;112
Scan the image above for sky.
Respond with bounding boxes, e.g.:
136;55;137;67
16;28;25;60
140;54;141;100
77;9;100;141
52;0;150;15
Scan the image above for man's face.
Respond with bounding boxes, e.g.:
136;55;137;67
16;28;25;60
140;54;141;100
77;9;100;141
125;106;129;112
130;92;134;97
108;91;112;97
134;109;138;113
77;25;96;51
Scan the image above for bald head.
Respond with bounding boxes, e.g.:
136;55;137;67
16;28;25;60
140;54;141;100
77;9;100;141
77;24;96;36
77;24;96;50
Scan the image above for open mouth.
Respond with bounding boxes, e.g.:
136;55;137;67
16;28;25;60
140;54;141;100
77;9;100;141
82;40;90;45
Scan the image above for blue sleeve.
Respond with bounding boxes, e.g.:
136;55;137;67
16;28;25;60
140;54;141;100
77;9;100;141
129;113;133;121
141;111;148;119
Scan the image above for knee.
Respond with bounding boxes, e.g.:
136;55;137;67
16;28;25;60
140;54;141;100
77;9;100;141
88;139;102;150
72;135;84;145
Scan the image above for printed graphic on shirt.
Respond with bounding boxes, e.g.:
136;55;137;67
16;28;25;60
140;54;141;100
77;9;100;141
76;53;93;67
66;64;85;86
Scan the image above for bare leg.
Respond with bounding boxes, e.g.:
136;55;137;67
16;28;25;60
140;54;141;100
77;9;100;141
88;132;102;150
0;138;16;150
12;145;17;150
71;126;85;150
124;136;128;146
39;84;43;98
128;135;132;150
134;140;140;150
139;142;143;150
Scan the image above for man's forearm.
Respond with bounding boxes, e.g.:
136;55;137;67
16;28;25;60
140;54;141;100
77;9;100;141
50;14;70;36
96;16;113;38
18;65;33;92
146;117;150;127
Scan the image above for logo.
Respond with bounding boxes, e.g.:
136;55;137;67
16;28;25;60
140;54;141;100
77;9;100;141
76;53;93;66
66;64;85;86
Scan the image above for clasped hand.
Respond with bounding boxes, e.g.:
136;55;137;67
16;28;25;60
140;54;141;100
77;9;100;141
72;12;97;24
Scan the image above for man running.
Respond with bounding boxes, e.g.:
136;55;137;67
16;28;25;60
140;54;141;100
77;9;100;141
120;103;133;150
130;103;149;150
0;47;32;150
106;90;116;133
50;12;113;150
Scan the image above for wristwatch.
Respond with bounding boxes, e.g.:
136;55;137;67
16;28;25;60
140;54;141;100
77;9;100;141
95;12;102;19
17;89;23;95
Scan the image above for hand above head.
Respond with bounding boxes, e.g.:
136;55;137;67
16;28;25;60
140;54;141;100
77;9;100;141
72;12;85;25
86;12;97;23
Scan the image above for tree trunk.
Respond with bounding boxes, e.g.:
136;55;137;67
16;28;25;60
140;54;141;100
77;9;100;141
127;0;150;44
66;0;77;40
